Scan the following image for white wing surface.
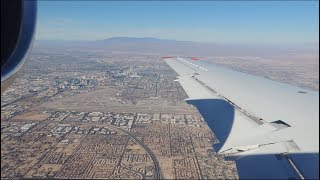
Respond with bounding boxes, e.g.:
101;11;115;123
164;57;319;179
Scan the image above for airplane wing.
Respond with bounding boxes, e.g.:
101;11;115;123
164;57;319;179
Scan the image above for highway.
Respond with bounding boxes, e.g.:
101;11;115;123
114;127;162;179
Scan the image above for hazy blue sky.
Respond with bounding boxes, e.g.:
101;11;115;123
36;1;319;45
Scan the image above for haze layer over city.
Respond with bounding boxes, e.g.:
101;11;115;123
1;1;318;179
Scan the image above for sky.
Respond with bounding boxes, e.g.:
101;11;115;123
36;1;319;45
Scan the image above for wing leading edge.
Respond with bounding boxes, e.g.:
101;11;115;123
164;57;319;179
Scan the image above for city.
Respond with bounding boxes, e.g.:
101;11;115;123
1;47;238;179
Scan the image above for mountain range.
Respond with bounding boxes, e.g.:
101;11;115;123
34;37;318;57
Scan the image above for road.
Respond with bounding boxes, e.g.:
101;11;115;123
114;127;162;179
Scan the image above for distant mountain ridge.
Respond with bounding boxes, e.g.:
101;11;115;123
99;37;185;43
34;37;317;57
